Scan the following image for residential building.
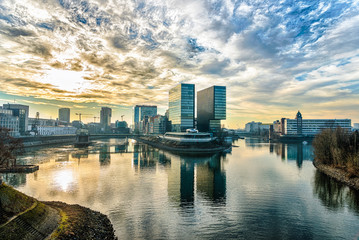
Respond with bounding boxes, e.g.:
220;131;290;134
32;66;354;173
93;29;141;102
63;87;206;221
197;86;226;132
133;105;157;132
354;123;359;130
148;115;166;134
58;108;70;123
100;107;112;132
35;126;77;136
245;121;271;134
3;104;29;135
169;83;195;132
284;111;351;135
115;120;130;134
0;107;19;136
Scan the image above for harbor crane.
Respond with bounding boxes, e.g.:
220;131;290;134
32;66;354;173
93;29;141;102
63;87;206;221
93;116;99;123
75;113;91;122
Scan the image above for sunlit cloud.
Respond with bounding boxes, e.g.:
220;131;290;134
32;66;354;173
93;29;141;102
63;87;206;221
0;0;359;127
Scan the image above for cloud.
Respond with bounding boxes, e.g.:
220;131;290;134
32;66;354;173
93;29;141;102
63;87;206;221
0;0;358;127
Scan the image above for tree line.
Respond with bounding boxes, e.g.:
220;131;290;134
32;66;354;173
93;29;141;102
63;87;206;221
313;127;359;176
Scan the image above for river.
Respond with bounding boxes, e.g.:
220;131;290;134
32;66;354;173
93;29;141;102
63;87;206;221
1;138;359;239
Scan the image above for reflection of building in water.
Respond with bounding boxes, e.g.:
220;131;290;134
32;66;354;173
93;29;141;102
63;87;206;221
196;156;226;201
71;150;89;164
167;154;226;206
273;143;313;168
1;173;27;187
115;144;128;153
55;152;70;162
99;144;111;165
131;145;227;206
132;144;157;171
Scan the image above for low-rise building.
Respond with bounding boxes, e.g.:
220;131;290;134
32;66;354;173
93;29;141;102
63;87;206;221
35;126;77;135
284;111;351;135
148;115;166;134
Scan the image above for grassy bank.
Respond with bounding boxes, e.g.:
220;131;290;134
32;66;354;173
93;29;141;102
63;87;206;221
0;183;117;239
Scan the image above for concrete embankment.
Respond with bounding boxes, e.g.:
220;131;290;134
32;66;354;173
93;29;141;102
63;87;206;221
313;159;359;191
0;183;117;240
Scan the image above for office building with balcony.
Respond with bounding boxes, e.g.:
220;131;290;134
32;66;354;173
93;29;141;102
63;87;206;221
197;86;226;132
2;104;29;135
169;83;195;132
58;108;70;124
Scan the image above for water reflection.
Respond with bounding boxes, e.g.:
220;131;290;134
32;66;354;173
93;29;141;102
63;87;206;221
2;138;359;239
99;144;111;165
313;171;359;214
131;146;227;206
245;139;313;168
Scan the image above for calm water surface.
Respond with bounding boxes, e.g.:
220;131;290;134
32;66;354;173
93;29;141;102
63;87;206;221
2;138;359;239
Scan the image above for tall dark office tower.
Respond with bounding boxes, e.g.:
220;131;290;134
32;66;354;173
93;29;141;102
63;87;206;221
3;103;29;135
133;105;157;132
58;108;70;123
197;86;226;132
169;83;195;132
100;107;112;131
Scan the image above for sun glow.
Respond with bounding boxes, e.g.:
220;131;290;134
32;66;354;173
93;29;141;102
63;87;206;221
39;69;91;93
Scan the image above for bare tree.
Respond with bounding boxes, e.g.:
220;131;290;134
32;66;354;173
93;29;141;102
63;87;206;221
0;127;24;168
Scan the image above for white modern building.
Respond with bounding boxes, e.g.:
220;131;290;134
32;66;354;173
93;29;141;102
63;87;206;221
245;121;271;134
29;126;77;136
284;111;351;135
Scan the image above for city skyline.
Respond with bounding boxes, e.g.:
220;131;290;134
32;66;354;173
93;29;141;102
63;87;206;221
1;0;359;128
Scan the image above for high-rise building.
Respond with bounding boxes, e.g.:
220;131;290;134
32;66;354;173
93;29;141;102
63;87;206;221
100;107;112;132
133;105;157;132
169;83;195;132
3;104;29;135
197;86;226;132
58;108;70;123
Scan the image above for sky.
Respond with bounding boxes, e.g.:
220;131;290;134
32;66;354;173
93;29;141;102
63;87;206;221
0;0;359;128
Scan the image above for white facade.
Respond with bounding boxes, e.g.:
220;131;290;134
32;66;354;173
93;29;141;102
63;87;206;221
0;107;20;136
245;121;262;133
34;126;77;135
285;119;351;135
245;121;271;133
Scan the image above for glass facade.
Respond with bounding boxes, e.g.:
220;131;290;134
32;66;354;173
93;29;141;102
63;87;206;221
59;108;70;123
133;105;157;132
169;83;195;132
197;86;226;132
3;104;29;135
214;86;226;120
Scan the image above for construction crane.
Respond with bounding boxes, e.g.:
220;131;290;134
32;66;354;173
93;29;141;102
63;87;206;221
75;113;91;122
31;112;40;135
93;116;99;123
121;115;125;121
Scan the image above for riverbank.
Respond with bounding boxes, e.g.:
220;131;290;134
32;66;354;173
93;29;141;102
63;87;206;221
313;159;359;191
0;183;117;239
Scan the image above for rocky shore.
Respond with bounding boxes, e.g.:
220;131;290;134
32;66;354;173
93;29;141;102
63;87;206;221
313;159;359;191
0;183;117;240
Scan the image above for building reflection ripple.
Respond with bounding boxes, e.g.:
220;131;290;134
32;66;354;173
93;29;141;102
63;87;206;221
132;146;227;207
